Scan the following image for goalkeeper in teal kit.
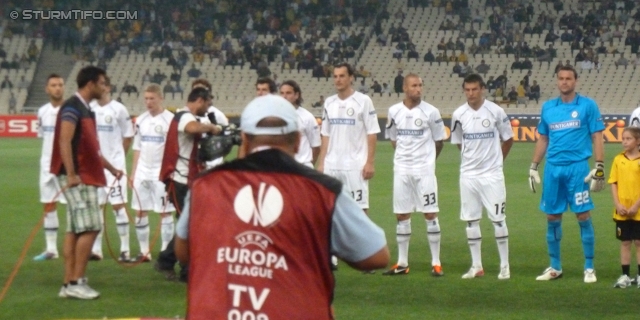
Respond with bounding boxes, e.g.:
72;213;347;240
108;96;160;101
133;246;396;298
529;66;605;283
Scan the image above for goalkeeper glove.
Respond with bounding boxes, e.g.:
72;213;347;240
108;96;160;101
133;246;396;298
529;162;541;193
584;161;605;192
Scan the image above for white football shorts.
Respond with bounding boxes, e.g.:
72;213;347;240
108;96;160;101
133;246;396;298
98;169;128;206
393;173;439;214
325;169;369;209
459;174;506;222
131;179;175;213
39;171;67;204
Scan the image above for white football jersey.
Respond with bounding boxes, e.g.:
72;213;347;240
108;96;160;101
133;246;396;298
90;100;134;167
630;106;640;128
37;102;61;172
174;112;198;184
202;105;229;169
386;101;447;175
321;91;381;170
206;105;229;126
295;106;321;166
132;109;174;180
450;100;513;177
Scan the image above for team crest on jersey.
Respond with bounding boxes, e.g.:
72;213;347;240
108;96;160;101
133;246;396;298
346;108;354;116
414;118;423;126
234;182;283;227
571;111;578;118
155;125;163;133
482;119;490;127
105;115;113;123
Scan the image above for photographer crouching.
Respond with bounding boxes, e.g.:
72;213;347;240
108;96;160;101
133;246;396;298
155;87;223;282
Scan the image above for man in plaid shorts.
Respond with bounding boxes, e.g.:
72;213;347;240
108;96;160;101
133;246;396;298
50;66;123;300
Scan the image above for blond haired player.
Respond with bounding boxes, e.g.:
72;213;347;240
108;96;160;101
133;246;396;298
34;74;67;261
129;84;176;262
89;77;135;261
383;74;446;276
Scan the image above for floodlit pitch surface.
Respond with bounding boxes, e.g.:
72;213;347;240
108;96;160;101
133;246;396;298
0;138;636;319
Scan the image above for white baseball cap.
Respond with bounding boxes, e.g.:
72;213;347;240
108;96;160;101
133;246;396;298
240;94;299;135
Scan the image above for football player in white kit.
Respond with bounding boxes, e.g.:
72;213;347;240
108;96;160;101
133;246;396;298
451;73;514;280
130;84;176;262
237;77;279;160
191;79;229;168
89;76;135;261
317;62;380;272
382;74;446;276
631;104;640;128
317;62;380;212
33;74;67;261
279;79;321;168
256;77;277;96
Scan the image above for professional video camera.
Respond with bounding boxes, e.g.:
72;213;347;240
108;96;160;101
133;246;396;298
198;123;242;162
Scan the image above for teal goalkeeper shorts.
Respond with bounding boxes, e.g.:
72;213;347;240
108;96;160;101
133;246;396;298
540;160;594;215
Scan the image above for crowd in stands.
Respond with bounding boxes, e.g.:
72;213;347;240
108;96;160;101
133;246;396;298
0;2;46;113
3;0;640;112
356;0;640;107
9;0;387;93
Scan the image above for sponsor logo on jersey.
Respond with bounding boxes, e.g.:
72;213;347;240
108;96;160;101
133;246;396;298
414;118;423;126
482;119;491;127
368;110;376;115
463;132;495;140
141;135;165;142
97;125;114;132
329;118;356;125
398;129;424;136
549;120;580;131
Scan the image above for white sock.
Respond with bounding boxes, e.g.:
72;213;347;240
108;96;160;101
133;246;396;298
493;220;509;268
135;216;150;255
396;219;411;267
92;211;104;255
43;210;59;254
466;220;482;268
161;215;175;251
426;217;441;266
114;208;130;253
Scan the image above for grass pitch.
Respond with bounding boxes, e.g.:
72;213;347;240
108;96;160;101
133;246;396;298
0;138;637;319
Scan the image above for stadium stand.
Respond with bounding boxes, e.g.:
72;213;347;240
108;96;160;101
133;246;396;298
58;0;381;116
2;0;640;116
0;19;43;114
